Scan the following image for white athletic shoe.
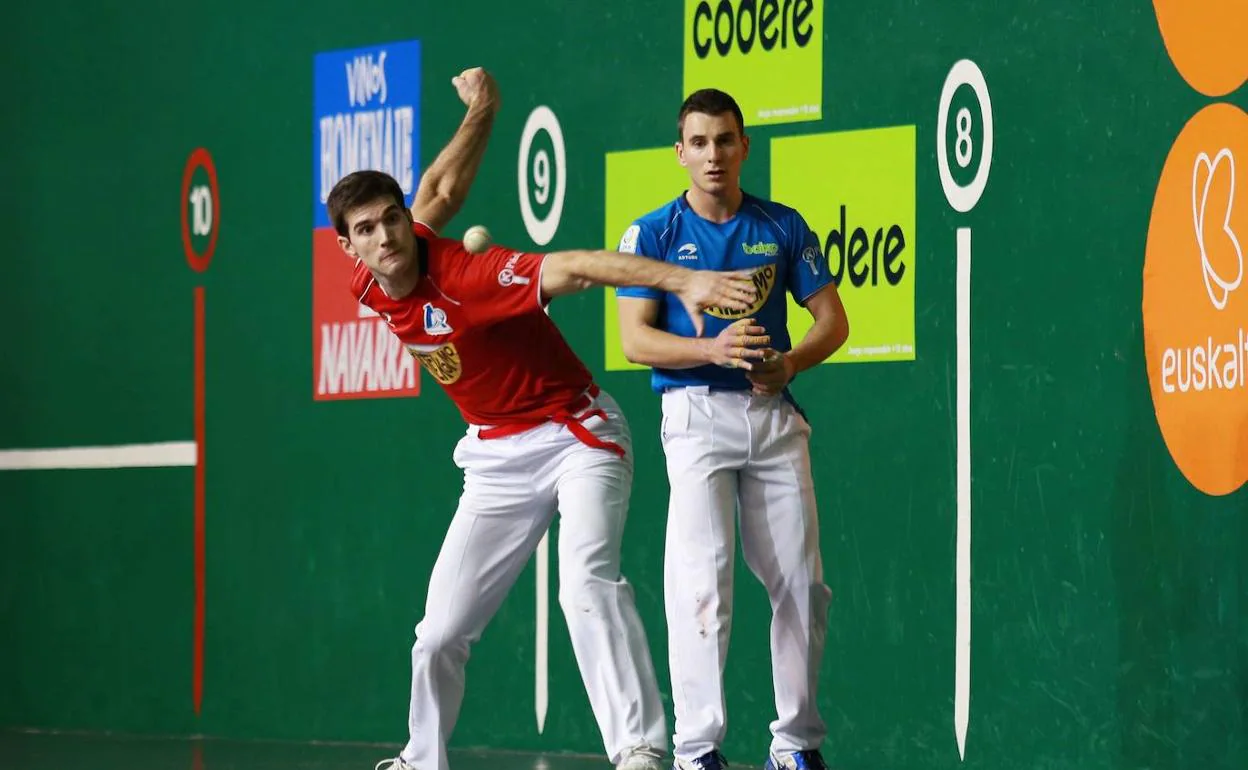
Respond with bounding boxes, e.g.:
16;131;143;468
617;745;666;770
374;758;418;770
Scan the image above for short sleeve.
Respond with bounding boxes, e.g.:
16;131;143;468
615;221;665;301
787;213;833;305
454;243;548;321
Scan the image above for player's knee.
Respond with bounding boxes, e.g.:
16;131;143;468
772;567;831;607
411;617;474;662
557;570;630;617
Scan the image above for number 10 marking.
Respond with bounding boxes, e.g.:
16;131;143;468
189;186;213;237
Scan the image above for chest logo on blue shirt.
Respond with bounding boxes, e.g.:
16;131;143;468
677;243;699;261
705;264;777;320
742;241;779;257
423;302;453;336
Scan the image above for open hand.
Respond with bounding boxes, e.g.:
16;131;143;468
705;318;771;370
676;270;758;336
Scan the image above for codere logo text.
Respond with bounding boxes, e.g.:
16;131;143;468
690;0;816;59
683;0;822;126
825;204;906;288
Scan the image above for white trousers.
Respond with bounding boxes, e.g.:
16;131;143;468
400;390;667;770
659;388;832;760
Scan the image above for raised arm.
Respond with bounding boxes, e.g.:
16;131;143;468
408;67;500;233
540;249;757;337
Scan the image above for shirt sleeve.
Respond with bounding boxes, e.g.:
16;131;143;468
787;212;834;305
615;221;664;301
455;242;548;322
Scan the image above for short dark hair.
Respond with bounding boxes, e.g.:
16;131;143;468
677;88;745;140
326;170;406;237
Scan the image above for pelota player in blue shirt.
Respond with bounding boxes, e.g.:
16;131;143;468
615;89;850;770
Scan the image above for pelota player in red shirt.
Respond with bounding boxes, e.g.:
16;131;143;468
328;69;758;770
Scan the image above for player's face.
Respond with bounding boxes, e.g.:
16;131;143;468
338;198;415;278
677;111;749;196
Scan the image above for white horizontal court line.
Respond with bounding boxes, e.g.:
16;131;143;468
0;441;197;470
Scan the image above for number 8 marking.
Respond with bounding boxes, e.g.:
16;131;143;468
938;60;994;213
955;108;974;169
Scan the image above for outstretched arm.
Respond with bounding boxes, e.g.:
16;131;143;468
540;249;757;336
409;67;499;233
617;298;771;370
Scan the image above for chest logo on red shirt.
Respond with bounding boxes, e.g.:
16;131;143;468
498;253;532;287
408;343;462;385
423;302;453;335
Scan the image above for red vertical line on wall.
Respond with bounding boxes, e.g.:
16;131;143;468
194;286;206;715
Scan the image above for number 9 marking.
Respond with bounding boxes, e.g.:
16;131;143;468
518;106;566;246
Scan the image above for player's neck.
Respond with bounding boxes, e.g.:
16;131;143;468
375;260;423;300
685;186;743;224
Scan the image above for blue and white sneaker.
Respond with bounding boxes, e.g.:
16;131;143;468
764;750;829;770
674;749;729;770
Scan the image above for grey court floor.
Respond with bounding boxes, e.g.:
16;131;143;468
0;729;614;770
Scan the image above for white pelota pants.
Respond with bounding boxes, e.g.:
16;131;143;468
660;387;832;761
400;390;666;770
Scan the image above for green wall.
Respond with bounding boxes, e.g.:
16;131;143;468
2;2;1246;769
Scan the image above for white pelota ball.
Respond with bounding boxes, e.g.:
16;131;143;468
463;225;492;254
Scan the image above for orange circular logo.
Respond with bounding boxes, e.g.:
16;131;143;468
1144;103;1248;496
1152;0;1248;97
